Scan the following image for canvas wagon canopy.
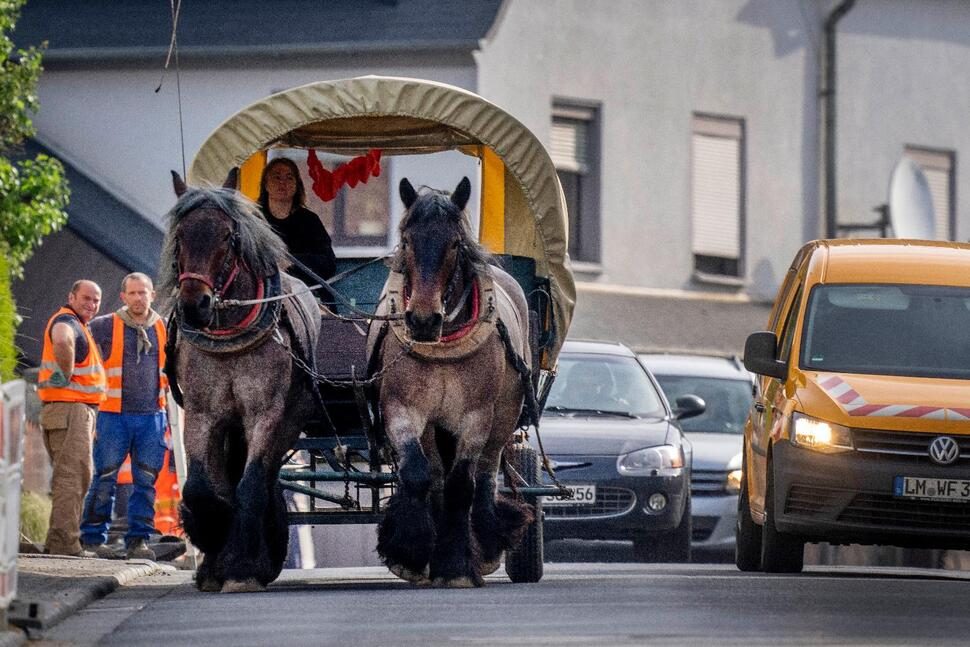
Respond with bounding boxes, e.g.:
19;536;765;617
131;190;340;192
188;75;575;364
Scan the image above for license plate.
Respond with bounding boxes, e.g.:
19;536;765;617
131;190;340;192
894;476;970;502
542;484;596;506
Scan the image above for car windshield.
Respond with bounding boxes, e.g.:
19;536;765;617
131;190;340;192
545;353;666;417
801;284;970;379
654;376;752;434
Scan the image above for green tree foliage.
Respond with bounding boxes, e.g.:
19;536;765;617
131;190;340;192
0;252;14;379
0;0;69;279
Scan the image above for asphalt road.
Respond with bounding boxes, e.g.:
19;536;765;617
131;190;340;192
38;562;970;647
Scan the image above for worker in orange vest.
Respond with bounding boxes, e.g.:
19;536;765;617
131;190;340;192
37;280;106;557
80;273;169;560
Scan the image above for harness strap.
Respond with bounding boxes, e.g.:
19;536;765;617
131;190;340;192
164;310;183;408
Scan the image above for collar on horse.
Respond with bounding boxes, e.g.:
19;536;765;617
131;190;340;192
178;271;283;354
384;270;499;362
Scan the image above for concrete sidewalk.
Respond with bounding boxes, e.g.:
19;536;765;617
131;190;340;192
1;554;168;646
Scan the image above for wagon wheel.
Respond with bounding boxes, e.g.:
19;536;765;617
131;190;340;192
504;441;544;583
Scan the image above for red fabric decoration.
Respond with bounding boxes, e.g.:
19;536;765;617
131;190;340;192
307;149;382;202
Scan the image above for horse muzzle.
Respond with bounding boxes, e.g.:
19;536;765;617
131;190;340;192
178;283;214;329
405;310;443;342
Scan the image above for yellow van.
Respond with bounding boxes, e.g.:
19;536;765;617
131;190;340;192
737;239;970;573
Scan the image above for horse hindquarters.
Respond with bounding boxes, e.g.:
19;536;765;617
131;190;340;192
377;439;435;582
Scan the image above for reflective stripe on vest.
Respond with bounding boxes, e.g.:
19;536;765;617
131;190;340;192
100;314;168;413
38;307;106;404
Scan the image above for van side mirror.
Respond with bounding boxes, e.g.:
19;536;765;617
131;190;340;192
743;331;788;380
673;394;706;421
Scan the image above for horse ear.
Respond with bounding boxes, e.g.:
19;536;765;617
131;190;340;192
451;177;471;212
223;167;240;190
399;178;418;209
171;171;188;197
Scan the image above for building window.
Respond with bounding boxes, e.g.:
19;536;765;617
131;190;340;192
551;102;600;264
691;114;745;278
905;146;955;240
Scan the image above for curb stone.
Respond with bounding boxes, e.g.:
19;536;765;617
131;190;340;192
7;557;161;639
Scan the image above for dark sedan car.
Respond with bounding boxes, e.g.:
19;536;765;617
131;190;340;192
535;340;702;562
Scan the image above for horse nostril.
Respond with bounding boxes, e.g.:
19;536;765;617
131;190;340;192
199;294;211;311
428;312;443;330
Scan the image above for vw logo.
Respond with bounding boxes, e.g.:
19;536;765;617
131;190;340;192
928;436;960;466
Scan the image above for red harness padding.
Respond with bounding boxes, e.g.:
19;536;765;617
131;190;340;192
306;149;382;202
439;280;480;343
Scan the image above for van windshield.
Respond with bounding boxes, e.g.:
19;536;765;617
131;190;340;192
801;284;970;379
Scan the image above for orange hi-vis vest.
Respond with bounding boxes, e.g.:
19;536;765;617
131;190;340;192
100;314;168;414
38;307;106;404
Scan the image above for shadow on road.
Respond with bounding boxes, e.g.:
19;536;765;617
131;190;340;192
543;539;732;564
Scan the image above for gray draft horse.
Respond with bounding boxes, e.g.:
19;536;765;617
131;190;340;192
162;171;321;592
370;177;535;587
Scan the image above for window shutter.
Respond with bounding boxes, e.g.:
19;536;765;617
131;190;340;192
691;118;742;260
551;106;594;174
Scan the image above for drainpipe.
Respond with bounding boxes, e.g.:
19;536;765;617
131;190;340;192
821;0;856;239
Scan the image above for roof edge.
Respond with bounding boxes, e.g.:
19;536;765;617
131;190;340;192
40;40;481;65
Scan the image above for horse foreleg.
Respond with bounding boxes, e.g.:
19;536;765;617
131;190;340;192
430;456;482;587
378;436;435;584
181;452;234;593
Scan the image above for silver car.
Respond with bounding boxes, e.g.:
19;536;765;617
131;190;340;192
638;353;755;558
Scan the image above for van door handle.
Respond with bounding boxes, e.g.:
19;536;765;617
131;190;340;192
754;402;766;413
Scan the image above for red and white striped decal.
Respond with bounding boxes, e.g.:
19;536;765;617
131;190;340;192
818;374;952;419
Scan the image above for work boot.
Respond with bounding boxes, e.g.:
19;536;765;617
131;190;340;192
82;543;121;559
125;538;156;561
77;547;97;558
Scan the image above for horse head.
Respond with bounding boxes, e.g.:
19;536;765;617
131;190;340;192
166;169;287;330
397;176;476;342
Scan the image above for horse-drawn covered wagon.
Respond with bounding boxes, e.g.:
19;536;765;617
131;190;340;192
166;76;575;590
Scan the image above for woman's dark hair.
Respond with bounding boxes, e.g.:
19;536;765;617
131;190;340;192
257;157;307;212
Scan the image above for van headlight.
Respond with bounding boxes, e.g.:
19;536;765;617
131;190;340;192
791;413;852;453
725;452;743;494
617;445;684;475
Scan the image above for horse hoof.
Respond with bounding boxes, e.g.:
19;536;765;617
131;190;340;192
195;576;222;593
480;557;502;576
432;575;482;589
389;563;430;585
221;578;266;593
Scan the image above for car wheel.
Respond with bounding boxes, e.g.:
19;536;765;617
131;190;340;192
504;442;544;583
633;493;692;563
735;450;762;572
761;457;804;573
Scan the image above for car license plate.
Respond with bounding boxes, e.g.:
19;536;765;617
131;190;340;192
894;476;970;502
542;484;596;506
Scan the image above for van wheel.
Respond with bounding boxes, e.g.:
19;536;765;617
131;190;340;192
761;459;804;573
735;451;762;572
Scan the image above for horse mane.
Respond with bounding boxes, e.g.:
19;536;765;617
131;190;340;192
159;186;291;295
392;187;493;276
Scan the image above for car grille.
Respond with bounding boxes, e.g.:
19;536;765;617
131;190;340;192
784;483;970;533
543;486;636;519
692;515;718;542
852;429;970;463
838;493;970;532
691;469;729;496
784;484;840;517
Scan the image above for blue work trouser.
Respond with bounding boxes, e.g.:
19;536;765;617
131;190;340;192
80;411;167;547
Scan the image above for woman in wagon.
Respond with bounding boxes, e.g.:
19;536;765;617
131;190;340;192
258;157;337;292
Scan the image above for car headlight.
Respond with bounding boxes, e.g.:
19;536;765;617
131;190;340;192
725;452;743;493
791;412;852;453
617;445;684;475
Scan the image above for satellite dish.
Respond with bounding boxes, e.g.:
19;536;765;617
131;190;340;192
888;157;935;239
